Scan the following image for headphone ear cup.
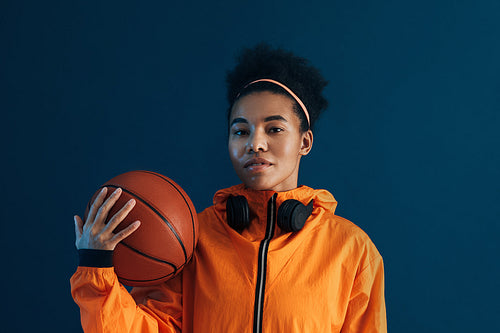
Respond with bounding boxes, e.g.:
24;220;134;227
277;199;314;233
226;195;250;231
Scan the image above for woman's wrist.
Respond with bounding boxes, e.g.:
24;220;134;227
78;249;114;267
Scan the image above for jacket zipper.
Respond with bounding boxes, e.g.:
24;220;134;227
253;193;277;333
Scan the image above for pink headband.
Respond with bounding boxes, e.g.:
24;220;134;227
237;78;310;127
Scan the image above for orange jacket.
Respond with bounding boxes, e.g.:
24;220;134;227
71;184;386;332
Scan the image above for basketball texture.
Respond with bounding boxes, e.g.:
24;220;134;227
84;170;198;286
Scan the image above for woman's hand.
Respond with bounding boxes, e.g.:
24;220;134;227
74;187;141;250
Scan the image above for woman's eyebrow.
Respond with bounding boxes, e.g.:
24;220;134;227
230;117;248;127
230;115;287;127
264;115;287;122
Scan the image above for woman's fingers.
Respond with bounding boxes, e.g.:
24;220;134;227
109;221;141;248
86;187;108;226
74;215;83;239
76;187;140;251
103;198;137;235
94;187;123;226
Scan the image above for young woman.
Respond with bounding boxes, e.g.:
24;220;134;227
71;43;387;332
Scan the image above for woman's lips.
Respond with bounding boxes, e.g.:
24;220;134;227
244;158;272;172
246;163;272;172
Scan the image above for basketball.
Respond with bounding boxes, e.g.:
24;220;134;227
84;170;199;286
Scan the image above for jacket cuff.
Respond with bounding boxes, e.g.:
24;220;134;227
78;249;114;267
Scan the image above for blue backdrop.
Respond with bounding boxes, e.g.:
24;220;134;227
1;0;499;331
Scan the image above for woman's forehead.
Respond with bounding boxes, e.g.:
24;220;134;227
230;91;296;123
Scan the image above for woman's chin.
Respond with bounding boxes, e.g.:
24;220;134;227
241;178;274;191
242;178;296;192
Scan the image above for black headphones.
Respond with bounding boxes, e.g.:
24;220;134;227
226;195;314;233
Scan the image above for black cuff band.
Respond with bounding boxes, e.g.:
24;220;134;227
78;249;114;267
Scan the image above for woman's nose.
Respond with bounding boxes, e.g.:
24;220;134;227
246;131;267;153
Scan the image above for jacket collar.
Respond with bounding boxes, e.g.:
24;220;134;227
213;183;337;216
211;183;337;241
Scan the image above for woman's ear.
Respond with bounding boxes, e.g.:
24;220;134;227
299;130;313;156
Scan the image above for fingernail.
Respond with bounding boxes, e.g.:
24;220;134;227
128;199;136;205
100;187;106;194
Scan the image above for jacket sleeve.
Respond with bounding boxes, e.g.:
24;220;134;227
341;254;387;333
70;250;182;333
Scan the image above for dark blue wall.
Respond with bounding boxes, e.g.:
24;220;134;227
1;1;499;331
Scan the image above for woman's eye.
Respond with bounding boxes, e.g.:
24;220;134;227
233;129;248;136
270;127;284;133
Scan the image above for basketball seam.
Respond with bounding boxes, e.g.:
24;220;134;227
118;255;194;284
101;183;188;262
139;170;197;255
119;242;178;271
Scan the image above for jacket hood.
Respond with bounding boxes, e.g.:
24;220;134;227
213;183;337;213
211;184;338;240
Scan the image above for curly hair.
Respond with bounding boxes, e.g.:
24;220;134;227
225;42;329;132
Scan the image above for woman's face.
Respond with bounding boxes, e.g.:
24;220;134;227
228;91;313;192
